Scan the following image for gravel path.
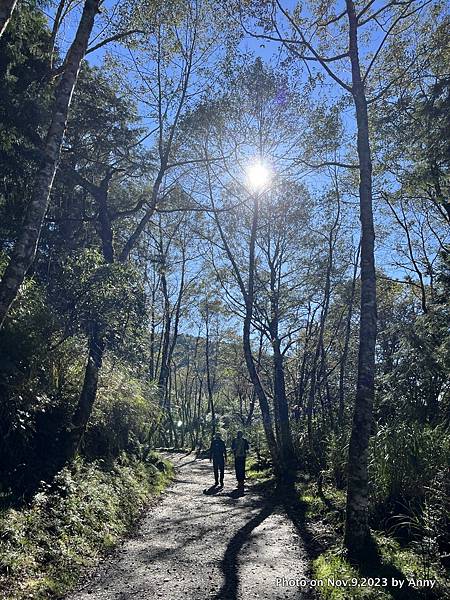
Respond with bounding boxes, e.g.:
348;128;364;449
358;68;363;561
67;453;316;600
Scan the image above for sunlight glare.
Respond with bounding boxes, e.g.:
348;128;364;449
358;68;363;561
246;162;271;191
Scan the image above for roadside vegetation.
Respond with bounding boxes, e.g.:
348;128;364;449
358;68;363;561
0;454;172;600
247;457;449;600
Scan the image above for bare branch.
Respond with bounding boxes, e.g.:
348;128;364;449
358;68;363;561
85;29;145;55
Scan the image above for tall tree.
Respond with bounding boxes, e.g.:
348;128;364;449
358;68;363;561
58;0;228;463
0;0;100;328
243;0;437;556
0;2;52;252
189;59;320;477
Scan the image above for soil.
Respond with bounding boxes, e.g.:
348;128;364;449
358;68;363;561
67;453;318;600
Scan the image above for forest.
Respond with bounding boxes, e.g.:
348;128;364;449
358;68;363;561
0;1;448;599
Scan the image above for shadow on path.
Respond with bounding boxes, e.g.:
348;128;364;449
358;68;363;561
204;484;222;495
175;458;199;470
213;482;321;600
280;483;321;560
213;499;275;600
226;488;245;500
213;480;427;600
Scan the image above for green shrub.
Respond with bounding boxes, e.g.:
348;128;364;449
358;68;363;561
387;470;450;577
0;454;172;600
369;422;450;512
325;431;349;489
245;455;273;481
84;365;160;461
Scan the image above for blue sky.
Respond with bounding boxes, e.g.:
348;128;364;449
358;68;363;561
41;0;447;294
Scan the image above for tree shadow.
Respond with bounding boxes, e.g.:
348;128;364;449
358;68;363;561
278;482;322;560
356;543;431;600
213;498;275;600
225;488;245;500
213;481;323;600
175;458;199;469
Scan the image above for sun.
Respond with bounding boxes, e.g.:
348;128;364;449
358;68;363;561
246;162;271;192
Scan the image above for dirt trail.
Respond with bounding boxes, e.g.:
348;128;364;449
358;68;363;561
68;453;316;600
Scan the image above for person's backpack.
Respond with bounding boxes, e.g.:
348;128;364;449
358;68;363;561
233;438;248;457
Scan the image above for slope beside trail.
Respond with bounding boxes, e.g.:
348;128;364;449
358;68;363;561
67;453;317;600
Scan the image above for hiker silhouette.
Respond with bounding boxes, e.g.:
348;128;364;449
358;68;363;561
231;431;249;490
209;432;227;487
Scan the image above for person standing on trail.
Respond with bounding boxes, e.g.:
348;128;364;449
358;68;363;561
209;432;227;487
231;431;249;489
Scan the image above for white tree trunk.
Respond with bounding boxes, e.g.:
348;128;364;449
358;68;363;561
0;0;18;38
0;0;100;328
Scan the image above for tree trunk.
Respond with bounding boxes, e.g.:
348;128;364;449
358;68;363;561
204;308;216;436
245;333;262;427
0;0;100;329
195;378;203;449
60;322;105;463
306;327;319;449
243;196;280;474
96;177;115;263
344;0;378;558
268;251;294;467
157;243;185;407
338;245;360;425
71;170;115;263
48;0;67;69
272;338;295;466
158;268;172;405
0;0;18;39
166;367;178;447
307;212;336;450
242;312;280;473
296;306;314;415
149;298;156;379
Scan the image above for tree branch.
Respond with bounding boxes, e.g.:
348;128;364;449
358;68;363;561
85;29;145;55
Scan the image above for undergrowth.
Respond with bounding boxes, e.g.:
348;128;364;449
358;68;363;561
301;481;450;600
246;455;273;482
312;535;449;600
0;452;172;600
222;459;449;599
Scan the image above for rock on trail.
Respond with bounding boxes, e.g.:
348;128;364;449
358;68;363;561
67;453;315;600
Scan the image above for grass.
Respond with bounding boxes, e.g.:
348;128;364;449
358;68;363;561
299;483;346;520
313;549;392;600
301;481;450;600
245;455;274;482
0;452;173;600
312;536;449;600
